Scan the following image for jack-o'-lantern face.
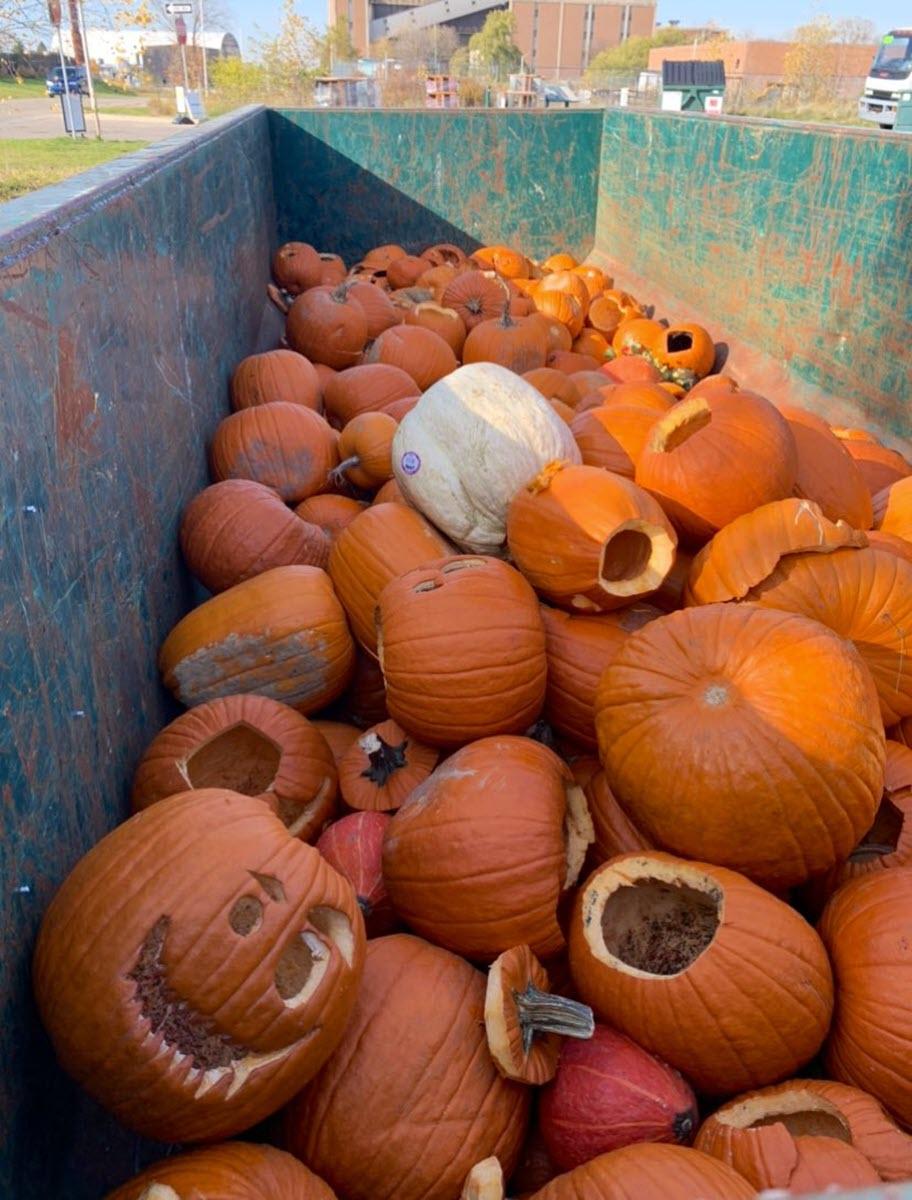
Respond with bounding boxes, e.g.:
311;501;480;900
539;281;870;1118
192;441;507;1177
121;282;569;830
34;789;365;1143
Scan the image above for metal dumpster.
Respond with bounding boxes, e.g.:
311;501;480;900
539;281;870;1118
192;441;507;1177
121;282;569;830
2;105;912;1199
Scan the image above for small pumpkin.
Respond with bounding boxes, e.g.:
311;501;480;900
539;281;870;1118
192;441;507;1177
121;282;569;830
572;264;609;297
209;402;338;503
612;317;664;356
543;252;578;272
323;363;418;428
569;851;833;1094
572;329;611;360
377;557;548;747
404;301;467;357
318;253;346;286
537;270;591;316
316;812;397;937
507;463;677;613
272;241;322;294
231;349;322;411
159;565;355;714
535;289;584;338
337;718;438;812
463;306;549;374
472;244;530;279
131;693;337;840
443;270;510;330
286;283;369;369
526;311;574;354
417;262;460;301
334;412;397;490
548;350;601;375
294;494;367;542
587;294;626;337
363;324;458;391
421;242;467;268
539;1024;698;1170
646;323;715;378
181;480;330;592
530;1143;754;1200
360;242;406;271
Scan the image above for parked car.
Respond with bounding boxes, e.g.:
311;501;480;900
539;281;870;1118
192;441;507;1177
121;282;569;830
46;65;88;97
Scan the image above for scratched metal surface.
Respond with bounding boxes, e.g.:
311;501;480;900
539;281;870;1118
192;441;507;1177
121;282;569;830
268;107;603;262
596;109;912;437
0;106;277;1199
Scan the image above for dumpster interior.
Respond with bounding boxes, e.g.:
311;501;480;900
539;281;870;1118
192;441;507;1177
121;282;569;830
1;104;911;1198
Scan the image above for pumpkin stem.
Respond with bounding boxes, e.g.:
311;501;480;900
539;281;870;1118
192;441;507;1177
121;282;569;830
266;283;291;315
331;281;355;304
329;455;362;487
513;983;594;1053
359;732;409;786
527;460;567;494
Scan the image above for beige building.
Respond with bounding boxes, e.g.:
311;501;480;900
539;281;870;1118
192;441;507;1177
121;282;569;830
331;0;655;79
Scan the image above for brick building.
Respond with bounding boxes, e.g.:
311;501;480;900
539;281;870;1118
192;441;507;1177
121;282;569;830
332;0;655;79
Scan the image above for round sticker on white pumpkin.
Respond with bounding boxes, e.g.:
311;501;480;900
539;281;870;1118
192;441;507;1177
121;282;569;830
400;451;421;476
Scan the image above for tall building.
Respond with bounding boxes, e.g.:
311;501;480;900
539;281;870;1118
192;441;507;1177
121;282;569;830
331;0;656;79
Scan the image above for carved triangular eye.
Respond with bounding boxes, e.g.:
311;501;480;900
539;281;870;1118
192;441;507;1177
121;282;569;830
248;871;285;901
310;906;356;967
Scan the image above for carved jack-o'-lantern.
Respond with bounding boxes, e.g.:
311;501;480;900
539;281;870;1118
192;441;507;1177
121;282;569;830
33;790;365;1142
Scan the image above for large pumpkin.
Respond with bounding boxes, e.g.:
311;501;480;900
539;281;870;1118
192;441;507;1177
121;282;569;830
284;934;530;1200
779;404;873;528
507;462;676;612
695;1077;912;1186
104;1143;336;1200
382;736;592;960
180;480;330;593
363;324;458;391
230;349;322;412
635;391;797;543
209;403;339;503
130;694;337;841
595;604;884;889
569;852;833;1094
159;565;355;714
529;1143;754;1200
33;791;365;1142
820;869;912;1126
391;364;581;553
327;502;451;656
463;307;550;373
323;363;418;428
377;556;547;747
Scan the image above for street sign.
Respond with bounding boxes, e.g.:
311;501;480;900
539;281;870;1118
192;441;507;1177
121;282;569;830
164;2;193;12
61;91;87;134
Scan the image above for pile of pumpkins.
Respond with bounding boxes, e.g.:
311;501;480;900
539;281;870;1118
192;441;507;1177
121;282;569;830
33;237;912;1200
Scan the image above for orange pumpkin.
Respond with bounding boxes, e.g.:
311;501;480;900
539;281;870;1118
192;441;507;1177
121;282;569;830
535;289;584;338
286;283;369;369
104;1143;336;1200
181;480;330;592
526;310;574;354
835;432;912;497
869;529;912;565
569;851;833;1094
595;603;885;889
572;264;610;298
361;242;406;271
543;252;578;272
337;718;438;812
323;363;418;428
587;294;626;337
382;736;592;959
318;253;346;286
131;693;337;840
507;462;677;613
537;270;591;317
874;474;912;542
572;758;652;865
612;317;664;356
33;790;365;1142
443;270;510;331
647;323;716;378
272;241;322;294
387;254;429;290
471;244;530;279
335;412;397;490
548;350;601;375
417;262;459;301
294;493;367;542
377;556;547;747
523;367;583;407
404;301;467;357
570;408;639;477
327;502;451;656
601;382;676;413
779;404;873;528
159;565;355;714
572;329;611;360
600;356;663;385
312;719;361;765
463;307;549;373
373;478;407;505
345;280;403;340
363;324;458;391
530;1143;754;1200
635;392;798;543
230;349;322;411
209;402;339;503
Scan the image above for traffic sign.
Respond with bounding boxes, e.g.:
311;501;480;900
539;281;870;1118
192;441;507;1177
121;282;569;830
165;2;193;12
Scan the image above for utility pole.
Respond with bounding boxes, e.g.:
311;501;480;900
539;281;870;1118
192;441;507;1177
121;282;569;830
49;0;78;139
76;0;102;138
199;0;209;94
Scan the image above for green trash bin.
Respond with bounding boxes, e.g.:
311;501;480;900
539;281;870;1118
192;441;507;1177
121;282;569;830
661;61;726;113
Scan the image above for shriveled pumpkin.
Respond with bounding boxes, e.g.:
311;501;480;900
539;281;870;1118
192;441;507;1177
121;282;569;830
569;852;833;1094
377;556;547;747
33;790;365;1142
820;869;912;1127
337;718;438;812
541;605;661;750
635;391;798;543
323;363;418;428
382;736;593;959
327;502;451;655
595;604;884;889
159;565;355;714
463;307;549;373
695;1077;912;1186
507;462;677;613
104;1143;337;1200
209;403;338;503
316;811;397;937
131;693;337;840
294;494;367;542
286;284;369;369
391;364;581;553
284;934;530;1200
230;349;322;411
334;412;397;490
181;480;330;592
529;1143;754;1200
779;403;874;528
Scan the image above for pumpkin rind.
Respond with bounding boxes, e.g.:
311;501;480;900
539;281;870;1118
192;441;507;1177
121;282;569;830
595;603;884;889
284;934;530;1200
569;852;834;1094
529;1142;754;1200
33;790;365;1142
159;565;355;714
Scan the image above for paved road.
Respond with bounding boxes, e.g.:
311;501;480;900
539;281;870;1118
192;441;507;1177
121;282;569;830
0;96;190;141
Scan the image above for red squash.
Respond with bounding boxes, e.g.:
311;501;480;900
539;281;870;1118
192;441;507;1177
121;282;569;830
316;812;397;937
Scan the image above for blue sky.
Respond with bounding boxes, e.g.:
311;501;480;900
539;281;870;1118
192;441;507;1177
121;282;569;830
227;0;910;49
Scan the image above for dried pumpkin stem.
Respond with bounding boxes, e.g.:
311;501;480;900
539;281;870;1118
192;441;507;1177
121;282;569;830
329;455;362;487
360;733;409;786
513;983;594;1053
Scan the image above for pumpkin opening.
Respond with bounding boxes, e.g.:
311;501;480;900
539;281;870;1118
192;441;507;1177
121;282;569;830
601;877;721;975
601;529;653;582
311;904;357;966
713;1090;852;1143
228;894;264;936
275;930;329;1005
752;1109;851;1140
563;783;596;889
666;331;694;354
597;521;677;600
849;796;903;861
185;723;281;797
359;731;409;785
649;397;712;453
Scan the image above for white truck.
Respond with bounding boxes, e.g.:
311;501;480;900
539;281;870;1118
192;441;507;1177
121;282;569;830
859;28;912;129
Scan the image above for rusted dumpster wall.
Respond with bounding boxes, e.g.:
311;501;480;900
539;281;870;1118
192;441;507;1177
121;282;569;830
596;109;912;436
0;106;276;1200
268;108;604;262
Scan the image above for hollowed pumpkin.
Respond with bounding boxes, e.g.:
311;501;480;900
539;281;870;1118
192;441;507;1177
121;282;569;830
104;1143;336;1200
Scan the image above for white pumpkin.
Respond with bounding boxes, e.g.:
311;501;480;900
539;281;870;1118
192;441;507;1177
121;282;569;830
391;363;582;552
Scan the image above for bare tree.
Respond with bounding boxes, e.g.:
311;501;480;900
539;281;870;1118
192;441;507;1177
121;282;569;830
392;24;459;72
0;0;45;52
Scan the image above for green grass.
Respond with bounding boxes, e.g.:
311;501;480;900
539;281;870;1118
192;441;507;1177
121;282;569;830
0;75;138;99
0;138;147;202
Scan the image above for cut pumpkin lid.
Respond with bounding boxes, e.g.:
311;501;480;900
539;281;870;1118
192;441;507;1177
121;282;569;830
484;944;594;1085
685;498;869;605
